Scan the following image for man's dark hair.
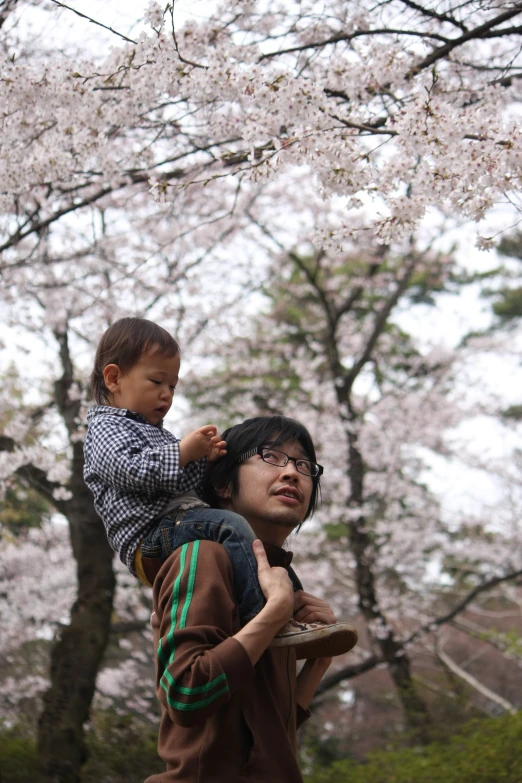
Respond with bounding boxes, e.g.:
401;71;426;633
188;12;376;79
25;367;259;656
203;415;321;520
90;317;180;404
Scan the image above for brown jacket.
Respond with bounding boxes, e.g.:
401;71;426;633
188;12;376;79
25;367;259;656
145;540;310;782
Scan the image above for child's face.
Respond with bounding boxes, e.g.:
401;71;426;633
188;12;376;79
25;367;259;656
104;348;181;425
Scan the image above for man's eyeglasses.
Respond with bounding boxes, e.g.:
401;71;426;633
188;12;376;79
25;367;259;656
238;445;323;478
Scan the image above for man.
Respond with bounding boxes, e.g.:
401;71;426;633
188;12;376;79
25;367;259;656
145;415;357;782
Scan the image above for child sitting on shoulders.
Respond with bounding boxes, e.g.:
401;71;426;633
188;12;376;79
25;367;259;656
84;316;356;656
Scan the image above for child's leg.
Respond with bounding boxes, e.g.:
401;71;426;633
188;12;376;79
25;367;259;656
162;507;265;625
147;509;359;658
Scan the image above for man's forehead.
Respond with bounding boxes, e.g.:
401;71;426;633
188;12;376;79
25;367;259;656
268;438;310;459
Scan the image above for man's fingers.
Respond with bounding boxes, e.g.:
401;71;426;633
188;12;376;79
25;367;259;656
293;590;337;624
294;606;337;624
252;539;269;570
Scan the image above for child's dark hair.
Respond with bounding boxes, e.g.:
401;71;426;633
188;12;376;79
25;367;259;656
90;317;180;404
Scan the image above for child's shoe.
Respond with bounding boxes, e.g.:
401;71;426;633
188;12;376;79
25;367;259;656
270;618;358;659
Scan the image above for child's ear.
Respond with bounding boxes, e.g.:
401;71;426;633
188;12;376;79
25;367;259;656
103;364;122;394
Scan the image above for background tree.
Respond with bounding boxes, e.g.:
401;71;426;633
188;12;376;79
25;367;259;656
1;0;522;779
188;235;522;740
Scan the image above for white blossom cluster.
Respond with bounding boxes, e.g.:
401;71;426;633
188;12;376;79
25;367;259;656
1;0;521;252
0;525;155;721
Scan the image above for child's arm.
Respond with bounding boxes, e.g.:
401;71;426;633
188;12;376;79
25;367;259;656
86;417;202;495
179;425;227;467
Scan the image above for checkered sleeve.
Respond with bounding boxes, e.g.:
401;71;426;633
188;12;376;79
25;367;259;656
178;456;208;495
89;417;182;494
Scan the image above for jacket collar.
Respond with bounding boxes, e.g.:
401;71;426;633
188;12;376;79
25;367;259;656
86;405;163;428
262;541;294;569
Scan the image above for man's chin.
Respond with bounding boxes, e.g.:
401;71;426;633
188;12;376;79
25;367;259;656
266;511;303;529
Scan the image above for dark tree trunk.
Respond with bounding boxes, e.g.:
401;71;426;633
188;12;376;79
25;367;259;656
35;330;117;783
37;442;116;783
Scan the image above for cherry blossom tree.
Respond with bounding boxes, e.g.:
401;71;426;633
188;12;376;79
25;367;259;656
2;0;522;778
187;234;522;735
2;0;522;268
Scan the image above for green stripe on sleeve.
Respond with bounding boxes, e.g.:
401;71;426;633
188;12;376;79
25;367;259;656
180;539;199;630
157;542;188;671
158;540;230;708
164;684;230;711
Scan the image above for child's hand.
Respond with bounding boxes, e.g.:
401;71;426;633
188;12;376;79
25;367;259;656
208;432;227;463
179;425;226;466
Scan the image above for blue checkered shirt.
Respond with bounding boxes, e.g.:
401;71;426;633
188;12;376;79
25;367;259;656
83;406;206;574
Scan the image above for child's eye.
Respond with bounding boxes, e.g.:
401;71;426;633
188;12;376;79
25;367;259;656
150;379;161;385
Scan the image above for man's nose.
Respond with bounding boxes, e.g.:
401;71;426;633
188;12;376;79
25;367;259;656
279;460;300;481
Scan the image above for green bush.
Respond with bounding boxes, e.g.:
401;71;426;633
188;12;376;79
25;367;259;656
0;730;39;782
304;712;522;783
81;711;163;783
0;712;162;783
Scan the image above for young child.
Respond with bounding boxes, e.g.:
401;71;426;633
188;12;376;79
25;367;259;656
84;317;357;655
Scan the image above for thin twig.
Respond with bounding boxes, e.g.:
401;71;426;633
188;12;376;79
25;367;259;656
48;0;137;45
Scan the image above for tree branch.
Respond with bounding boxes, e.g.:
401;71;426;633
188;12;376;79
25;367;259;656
0;435;67;513
403;568;522;647
436;644;518;715
258;27;449;62
398;0;468;33
312;654;382;699
407;7;522;78
48;0;137;45
342;253;417;395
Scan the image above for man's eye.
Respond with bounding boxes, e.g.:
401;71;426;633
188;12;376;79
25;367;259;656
296;460;310;470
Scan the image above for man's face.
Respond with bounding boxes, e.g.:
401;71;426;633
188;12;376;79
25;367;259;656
225;438;314;545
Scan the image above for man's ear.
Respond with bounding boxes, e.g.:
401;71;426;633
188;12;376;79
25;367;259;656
103;364;122;394
214;482;232;500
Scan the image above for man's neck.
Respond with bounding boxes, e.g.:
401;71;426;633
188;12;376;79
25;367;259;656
219;500;296;548
246;519;290;549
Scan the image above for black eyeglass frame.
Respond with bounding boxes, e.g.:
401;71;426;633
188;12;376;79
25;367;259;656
237;444;324;478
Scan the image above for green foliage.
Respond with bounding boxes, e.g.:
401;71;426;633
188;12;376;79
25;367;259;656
497;232;522;261
323;522;348;540
0;729;39;782
471;628;522;660
501;404;522;421
0;711;162;783
303;712;522;783
81;711;163;783
406;265;450;305
492;287;522;321
0;483;51;538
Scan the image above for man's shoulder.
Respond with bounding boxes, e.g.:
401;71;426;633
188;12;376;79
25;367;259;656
155;540;234;593
169;539;233;572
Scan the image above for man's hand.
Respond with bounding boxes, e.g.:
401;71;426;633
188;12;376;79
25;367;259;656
253;540;294;620
233;541;294;666
293;590;337;625
179;425;226;467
